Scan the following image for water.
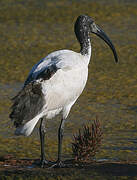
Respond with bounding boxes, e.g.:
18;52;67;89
0;0;137;179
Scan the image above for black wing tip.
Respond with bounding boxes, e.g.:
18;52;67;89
9;81;44;128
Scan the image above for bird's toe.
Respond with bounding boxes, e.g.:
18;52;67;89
40;159;53;168
49;161;66;168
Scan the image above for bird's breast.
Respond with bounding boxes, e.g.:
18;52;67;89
41;66;88;111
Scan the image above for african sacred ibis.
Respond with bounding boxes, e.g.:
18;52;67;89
9;15;118;168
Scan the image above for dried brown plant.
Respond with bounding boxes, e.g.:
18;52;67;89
72;118;103;162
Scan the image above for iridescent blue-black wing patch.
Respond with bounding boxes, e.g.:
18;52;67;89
24;64;58;86
9;64;59;128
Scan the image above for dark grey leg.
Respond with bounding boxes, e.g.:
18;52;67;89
57;118;65;163
39;117;48;167
50;118;66;168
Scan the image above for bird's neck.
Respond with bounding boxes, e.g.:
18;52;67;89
74;24;91;64
75;28;91;64
80;37;91;65
80;37;91;55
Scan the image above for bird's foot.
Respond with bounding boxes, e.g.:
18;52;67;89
49;160;66;168
40;159;53;168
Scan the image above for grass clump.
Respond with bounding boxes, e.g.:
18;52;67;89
72;118;103;162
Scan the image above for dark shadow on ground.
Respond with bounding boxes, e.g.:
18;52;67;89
0;156;137;179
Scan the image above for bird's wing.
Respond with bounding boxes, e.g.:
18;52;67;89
24;62;59;86
9;63;59;128
24;50;75;86
10;50;77;127
9;81;45;128
10;62;60;127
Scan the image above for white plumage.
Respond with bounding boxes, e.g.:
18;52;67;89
16;49;91;136
10;15;118;167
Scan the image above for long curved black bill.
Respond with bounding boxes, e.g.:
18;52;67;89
91;23;118;63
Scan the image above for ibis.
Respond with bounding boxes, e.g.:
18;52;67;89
9;15;118;168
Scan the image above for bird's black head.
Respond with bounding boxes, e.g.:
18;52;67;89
74;15;94;34
74;15;93;47
74;15;118;63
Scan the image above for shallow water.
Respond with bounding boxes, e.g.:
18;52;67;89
0;0;137;178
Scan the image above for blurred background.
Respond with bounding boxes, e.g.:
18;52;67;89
0;0;137;169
